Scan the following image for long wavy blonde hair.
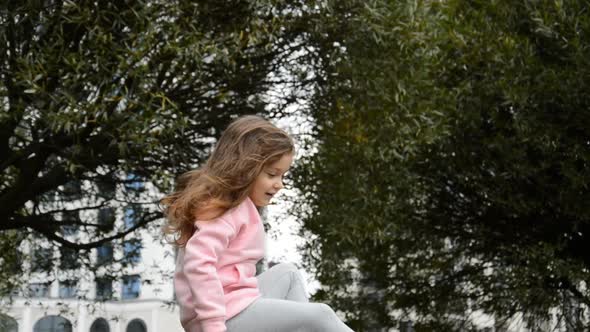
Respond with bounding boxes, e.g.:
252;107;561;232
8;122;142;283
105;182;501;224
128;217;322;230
161;115;294;246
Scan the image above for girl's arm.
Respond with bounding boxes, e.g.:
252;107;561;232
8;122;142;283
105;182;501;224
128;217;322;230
183;217;237;332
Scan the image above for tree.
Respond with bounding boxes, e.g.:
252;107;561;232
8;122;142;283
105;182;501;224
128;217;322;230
293;0;590;330
409;0;590;328
1;0;322;294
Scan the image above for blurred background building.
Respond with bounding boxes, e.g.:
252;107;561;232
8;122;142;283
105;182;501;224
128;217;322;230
0;178;181;332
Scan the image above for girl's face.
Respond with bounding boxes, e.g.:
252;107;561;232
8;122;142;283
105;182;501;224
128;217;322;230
249;153;294;207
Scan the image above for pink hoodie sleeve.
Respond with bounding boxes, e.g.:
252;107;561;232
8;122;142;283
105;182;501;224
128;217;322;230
183;217;237;332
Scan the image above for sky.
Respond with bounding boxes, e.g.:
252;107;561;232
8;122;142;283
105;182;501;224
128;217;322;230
263;115;320;295
265;190;321;296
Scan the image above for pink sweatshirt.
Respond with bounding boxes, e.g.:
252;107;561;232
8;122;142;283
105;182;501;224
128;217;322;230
174;197;265;332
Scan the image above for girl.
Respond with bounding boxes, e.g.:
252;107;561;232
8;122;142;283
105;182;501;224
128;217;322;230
162;115;354;332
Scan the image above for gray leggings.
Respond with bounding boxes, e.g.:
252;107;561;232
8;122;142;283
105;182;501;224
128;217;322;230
226;263;355;332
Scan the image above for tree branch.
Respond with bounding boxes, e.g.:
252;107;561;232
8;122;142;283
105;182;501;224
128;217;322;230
29;211;162;250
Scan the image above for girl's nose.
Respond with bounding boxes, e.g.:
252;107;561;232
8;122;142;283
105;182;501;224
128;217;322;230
274;181;284;190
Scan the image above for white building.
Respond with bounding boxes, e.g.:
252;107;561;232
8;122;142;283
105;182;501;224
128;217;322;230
3;298;180;332
0;214;182;332
0;178;183;332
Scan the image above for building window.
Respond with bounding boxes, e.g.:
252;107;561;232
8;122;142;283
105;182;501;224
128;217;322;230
33;315;72;332
122;238;142;265
28;282;50;297
400;320;414;332
122;206;142;266
90;318;110;332
31;247;53;272
97;180;116;200
122;275;141;300
58;279;77;298
96;243;114;266
124;174;144;192
124;206;139;230
98;208;115;231
126;319;147;332
96;278;113;300
59;246;80;270
61;210;80;236
4;247;23;276
0;313;18;332
61;180;82;200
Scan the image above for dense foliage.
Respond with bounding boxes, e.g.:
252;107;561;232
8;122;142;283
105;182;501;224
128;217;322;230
0;0;321;295
3;0;589;329
293;0;590;330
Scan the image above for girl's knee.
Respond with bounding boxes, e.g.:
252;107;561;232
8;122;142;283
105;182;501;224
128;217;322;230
298;303;344;331
316;303;335;315
309;303;337;321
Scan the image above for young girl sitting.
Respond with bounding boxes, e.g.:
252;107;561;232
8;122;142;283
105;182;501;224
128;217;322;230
162;115;354;332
